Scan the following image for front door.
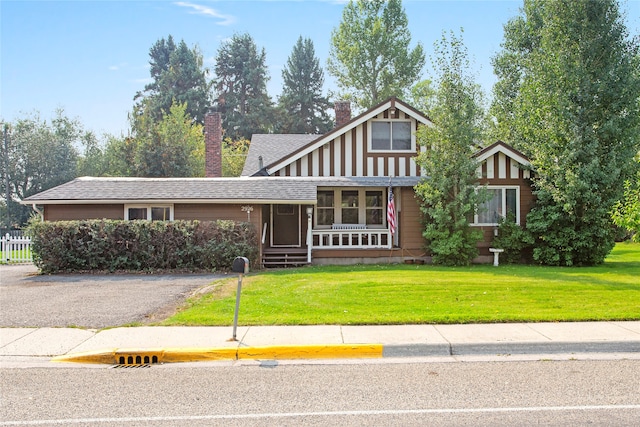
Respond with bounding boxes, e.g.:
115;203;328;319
271;204;301;247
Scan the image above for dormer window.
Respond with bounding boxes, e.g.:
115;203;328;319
370;120;412;151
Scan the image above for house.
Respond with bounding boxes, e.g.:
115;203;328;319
22;97;533;266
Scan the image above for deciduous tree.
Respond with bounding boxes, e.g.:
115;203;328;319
491;0;640;265
414;31;486;266
221;137;249;177
612;157;640;242
328;0;425;110
1;110;79;226
107;103;204;178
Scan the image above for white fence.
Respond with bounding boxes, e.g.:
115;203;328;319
1;233;33;263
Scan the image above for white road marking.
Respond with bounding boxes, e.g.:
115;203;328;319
2;405;640;425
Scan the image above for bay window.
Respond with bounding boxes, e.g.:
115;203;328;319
315;189;388;227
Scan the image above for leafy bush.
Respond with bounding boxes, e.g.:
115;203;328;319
492;214;534;264
26;219;258;274
526;193;616;266
612;173;640;243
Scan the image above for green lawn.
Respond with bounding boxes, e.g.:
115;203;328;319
0;248;32;264
161;242;640;326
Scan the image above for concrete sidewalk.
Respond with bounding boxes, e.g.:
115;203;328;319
2;322;639;365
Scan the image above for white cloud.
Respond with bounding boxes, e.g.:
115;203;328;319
108;62;129;72
173;2;236;25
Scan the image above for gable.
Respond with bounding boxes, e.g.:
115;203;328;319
474;141;532;181
263;97;433;178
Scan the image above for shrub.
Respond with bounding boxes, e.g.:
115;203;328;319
492;214;534;264
26;219;258;274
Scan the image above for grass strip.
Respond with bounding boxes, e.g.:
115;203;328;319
161;242;640;326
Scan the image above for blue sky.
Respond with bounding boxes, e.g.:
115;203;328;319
2;0;639;138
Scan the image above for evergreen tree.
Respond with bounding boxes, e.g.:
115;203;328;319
278;36;333;134
328;0;425;110
134;36;211;125
414;31;486;266
214;33;274;140
491;0;640;265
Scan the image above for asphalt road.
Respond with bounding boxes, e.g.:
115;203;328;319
2;359;639;426
0;264;227;328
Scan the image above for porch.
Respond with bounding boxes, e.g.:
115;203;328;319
262;222;394;268
311;225;392;249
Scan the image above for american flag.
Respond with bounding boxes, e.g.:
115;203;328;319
387;185;396;235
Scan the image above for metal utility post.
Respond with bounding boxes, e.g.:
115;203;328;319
230;256;249;341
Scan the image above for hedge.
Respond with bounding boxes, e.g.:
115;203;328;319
26;219;259;274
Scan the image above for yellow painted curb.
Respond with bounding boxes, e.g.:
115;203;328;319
162;347;238;363
52;347;237;365
52;344;383;365
238;344;383;360
52;349;120;365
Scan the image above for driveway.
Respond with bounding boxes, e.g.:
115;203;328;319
0;264;227;328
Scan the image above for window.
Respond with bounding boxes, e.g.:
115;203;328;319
276;204;295;215
151;207;170;221
125;205;173;221
371;121;412;151
317;191;335;225
365;191;383;225
473;187;518;225
315;189;390;228
341;190;359;224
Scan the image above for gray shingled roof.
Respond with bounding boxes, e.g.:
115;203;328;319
242;134;319;176
22;176;422;204
22;177;317;204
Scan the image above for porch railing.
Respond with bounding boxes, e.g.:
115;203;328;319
1;233;33;263
311;228;391;249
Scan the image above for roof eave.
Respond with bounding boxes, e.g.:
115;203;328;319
21;198;318;205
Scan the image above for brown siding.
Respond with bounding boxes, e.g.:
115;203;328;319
174;204;262;230
44;203;262;229
399;189;426;254
175;204;264;264
44;204;124;221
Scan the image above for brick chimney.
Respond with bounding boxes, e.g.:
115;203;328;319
334;101;351;127
204;112;222;177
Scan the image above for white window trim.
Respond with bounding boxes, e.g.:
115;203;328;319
368;119;416;153
124;204;174;221
472;186;520;226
